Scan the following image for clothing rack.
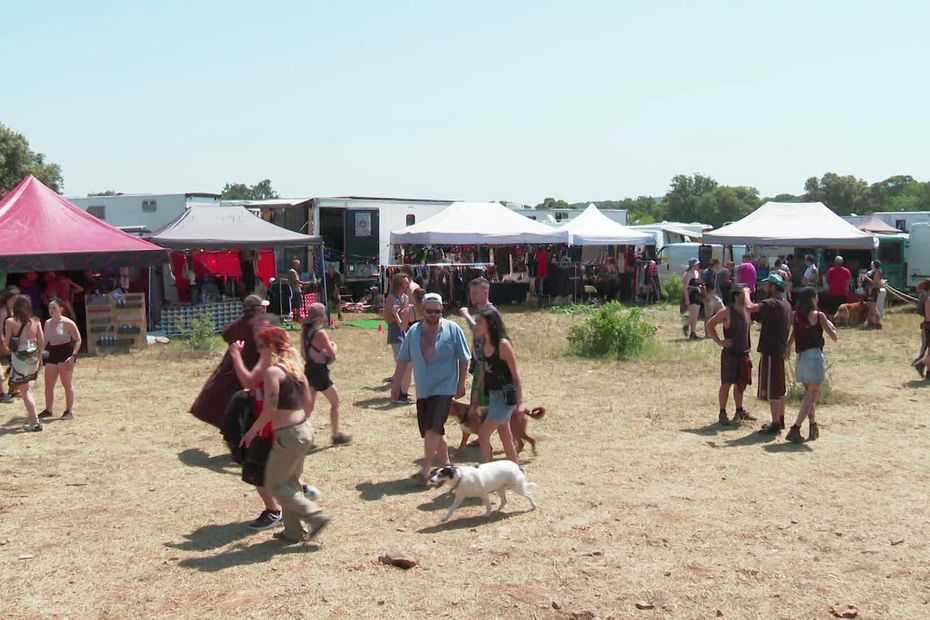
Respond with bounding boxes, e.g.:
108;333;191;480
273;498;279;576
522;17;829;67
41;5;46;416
381;263;493;309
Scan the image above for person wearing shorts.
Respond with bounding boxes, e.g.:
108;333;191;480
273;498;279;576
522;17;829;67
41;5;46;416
706;285;755;426
301;303;351;445
474;306;525;463
384;273;411;402
459;277;496;416
391;293;470;486
746;275;792;434
784;287;838;443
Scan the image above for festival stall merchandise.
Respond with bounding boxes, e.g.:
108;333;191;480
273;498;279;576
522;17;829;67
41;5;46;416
146;205;322;335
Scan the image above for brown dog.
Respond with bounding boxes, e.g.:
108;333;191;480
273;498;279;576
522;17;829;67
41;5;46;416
833;301;868;326
448;400;547;455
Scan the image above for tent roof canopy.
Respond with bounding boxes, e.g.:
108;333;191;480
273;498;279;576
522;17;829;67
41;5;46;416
846;214;903;234
147;204;321;250
561;204;655;245
390;201;568;245
0;175;167;271
702;202;876;250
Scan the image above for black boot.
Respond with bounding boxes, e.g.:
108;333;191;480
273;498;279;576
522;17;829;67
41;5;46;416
718;410;731;425
785;425;804;443
808;422;819;441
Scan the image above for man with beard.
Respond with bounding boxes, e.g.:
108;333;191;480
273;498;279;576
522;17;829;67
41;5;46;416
391;293;470;486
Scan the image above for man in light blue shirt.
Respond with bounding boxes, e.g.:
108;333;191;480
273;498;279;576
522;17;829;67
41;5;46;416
391;293;470;485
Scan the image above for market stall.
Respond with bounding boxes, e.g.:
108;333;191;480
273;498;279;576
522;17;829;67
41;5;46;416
0;175;168;355
561;204;655;301
390;202;568;304
146;205;322;336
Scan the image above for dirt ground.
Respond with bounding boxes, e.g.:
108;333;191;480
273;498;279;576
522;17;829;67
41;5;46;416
1;303;928;619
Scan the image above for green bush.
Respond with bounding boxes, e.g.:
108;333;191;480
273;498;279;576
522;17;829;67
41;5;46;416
661;276;682;304
567;302;658;359
177;311;219;352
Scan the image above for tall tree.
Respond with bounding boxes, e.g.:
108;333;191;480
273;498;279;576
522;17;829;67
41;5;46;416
803;172;868;215
87;190;120;196
221;179;279;200
534;197;573;210
663;174;719;223
0;122;63;195
616;196;662;224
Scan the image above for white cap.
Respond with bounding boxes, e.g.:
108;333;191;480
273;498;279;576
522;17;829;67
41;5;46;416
422;293;443;306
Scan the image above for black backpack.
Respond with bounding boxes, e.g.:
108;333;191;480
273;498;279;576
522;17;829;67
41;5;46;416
220;390;255;464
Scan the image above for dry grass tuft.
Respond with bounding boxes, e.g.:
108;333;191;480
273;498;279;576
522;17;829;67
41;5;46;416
1;304;928;618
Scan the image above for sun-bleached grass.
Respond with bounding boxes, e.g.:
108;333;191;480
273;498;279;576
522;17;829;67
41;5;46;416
1;303;928;618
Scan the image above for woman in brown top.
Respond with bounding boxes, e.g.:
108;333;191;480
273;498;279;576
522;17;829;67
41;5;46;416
241;326;330;544
861;260;884;329
784;287;838;443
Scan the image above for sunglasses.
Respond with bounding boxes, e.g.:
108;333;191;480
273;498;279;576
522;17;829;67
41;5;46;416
424;308;442;315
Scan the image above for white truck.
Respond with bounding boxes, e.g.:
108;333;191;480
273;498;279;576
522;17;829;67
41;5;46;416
629;222;746;283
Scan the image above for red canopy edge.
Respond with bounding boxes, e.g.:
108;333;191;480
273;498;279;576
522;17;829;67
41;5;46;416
0;175;167;272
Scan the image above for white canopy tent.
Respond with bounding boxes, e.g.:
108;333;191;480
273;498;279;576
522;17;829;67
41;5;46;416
562;204;655;246
702;202;876;250
390;201;568;245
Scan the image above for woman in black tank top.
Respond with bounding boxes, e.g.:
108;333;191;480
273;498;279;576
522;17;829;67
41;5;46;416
784;288;838;444
475;307;524;463
301;303;350;445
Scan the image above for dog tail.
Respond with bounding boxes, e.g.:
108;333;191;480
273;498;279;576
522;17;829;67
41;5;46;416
527;406;547;420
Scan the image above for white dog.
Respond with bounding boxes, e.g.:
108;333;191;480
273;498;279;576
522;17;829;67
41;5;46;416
427;461;537;523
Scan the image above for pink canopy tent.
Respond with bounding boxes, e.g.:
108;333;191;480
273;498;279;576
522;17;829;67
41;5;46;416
0;175;167;271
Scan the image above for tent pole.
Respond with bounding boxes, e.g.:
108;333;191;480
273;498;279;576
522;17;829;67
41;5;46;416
320;242;329;324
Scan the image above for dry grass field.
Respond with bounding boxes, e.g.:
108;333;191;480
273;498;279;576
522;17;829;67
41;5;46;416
1;303;929;619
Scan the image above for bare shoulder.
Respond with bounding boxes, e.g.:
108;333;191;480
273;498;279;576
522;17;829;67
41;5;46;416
264;365;285;381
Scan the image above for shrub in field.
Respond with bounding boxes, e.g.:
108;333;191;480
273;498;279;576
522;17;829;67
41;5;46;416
661;276;682;303
179;312;218;352
567;302;657;359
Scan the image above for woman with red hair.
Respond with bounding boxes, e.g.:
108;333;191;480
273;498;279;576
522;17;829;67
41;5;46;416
241;326;330;544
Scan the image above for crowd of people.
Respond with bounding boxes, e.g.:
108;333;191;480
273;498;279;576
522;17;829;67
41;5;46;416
681;253;886;341
181;270;530;544
8;249;926;545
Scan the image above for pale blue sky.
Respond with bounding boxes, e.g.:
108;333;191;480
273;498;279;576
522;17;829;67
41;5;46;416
4;1;929;203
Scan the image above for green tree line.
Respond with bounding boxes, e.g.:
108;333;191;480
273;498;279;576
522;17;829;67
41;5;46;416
536;172;930;227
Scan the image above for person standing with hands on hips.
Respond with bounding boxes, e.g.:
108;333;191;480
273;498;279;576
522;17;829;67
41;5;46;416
391;293;470;487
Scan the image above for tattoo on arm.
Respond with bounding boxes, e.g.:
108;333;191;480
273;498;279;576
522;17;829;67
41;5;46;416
267;391;278;409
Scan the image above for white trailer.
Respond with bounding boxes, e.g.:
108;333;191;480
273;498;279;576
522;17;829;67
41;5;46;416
69;193;221;232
